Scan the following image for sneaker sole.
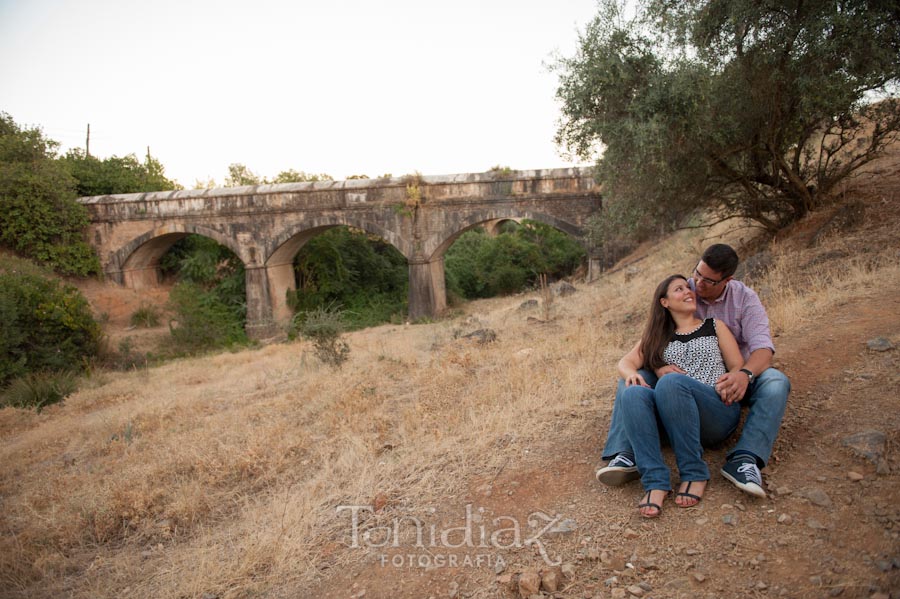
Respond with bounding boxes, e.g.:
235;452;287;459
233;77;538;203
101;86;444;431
720;468;767;498
596;467;640;486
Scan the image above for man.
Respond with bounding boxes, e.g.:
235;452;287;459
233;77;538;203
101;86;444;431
596;244;791;497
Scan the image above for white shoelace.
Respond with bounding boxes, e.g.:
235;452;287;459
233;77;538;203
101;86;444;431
737;462;762;486
612;454;635;468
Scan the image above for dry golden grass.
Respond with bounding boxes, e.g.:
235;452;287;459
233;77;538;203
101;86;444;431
1;192;899;598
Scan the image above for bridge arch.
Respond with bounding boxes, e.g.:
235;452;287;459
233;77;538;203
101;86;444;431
266;216;412;265
263;217;413;326
110;224;246;289
426;209;585;262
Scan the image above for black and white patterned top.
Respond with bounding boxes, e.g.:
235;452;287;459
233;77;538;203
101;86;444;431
663;318;726;387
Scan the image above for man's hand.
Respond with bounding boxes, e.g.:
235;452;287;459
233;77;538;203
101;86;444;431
655;364;686;378
715;371;751;405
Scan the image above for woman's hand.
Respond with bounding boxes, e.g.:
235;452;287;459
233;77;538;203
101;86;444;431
655;364;686;378
625;372;651;388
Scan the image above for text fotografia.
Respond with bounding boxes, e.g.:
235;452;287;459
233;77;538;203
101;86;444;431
336;504;574;566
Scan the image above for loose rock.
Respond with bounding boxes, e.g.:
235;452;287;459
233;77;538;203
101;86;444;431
517;569;541;597
540;569;560;592
807;518;828;530
848;471;864;482
552;281;577;297
842;431;887;465
866;337;894;352
803;488;833;508
463;329;497;344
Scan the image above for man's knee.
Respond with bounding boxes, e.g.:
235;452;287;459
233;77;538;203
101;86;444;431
744;368;790;408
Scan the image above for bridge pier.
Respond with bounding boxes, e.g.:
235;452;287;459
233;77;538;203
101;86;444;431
265;261;297;327
408;258;447;321
587;254;603;283
244;266;280;340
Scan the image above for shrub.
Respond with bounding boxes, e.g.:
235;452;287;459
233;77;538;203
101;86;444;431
130;304;161;328
444;221;586;299
292;304;350;368
1;371;78;412
0;112;100;276
289;227;408;329
168;281;248;352
0;254;101;387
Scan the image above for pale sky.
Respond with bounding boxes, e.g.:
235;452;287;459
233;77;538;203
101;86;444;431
0;0;599;188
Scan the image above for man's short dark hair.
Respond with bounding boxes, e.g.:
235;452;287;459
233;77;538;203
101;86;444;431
701;244;739;278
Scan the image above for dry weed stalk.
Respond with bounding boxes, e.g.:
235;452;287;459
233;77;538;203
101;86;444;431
539;273;553;321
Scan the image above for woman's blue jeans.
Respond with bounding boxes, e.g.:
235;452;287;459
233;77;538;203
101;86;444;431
602;367;791;468
619;374;741;492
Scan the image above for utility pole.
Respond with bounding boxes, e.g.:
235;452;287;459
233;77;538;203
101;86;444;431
85;123;91;157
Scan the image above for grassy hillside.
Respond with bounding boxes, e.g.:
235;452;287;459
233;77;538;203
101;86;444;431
1;150;899;598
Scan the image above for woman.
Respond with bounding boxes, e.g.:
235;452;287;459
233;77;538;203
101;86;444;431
617;274;744;518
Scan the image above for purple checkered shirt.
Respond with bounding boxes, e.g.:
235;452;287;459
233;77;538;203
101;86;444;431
689;278;775;360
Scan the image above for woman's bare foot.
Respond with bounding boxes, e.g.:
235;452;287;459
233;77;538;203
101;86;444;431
675;480;707;507
638;489;669;518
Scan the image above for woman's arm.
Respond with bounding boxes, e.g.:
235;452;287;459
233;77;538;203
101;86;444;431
617;341;650;387
715;319;743;372
714;319;747;404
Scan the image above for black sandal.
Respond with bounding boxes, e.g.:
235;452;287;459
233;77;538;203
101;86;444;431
638;490;667;518
675;481;706;507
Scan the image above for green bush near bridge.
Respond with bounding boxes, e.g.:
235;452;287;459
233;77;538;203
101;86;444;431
444;221;585;300
0;254;101;405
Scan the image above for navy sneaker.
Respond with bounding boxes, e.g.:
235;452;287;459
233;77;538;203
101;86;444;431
596;453;639;486
721;456;766;498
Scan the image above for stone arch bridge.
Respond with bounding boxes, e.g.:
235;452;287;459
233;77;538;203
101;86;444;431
79;168;601;339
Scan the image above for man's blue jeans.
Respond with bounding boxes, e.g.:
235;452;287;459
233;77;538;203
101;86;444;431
602;368;791;468
619;374;741;491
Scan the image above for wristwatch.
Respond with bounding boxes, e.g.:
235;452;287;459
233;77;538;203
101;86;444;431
739;368;754;383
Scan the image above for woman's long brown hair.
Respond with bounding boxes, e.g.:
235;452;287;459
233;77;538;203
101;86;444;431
638;274;688;371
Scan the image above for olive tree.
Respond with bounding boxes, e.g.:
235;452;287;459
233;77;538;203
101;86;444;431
554;0;900;235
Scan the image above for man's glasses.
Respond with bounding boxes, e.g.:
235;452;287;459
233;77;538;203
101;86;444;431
693;267;724;286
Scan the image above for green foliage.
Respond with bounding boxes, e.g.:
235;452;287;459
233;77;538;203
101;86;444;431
290;228;408;329
554;0;900;233
167;281;248;351
444;221;586;299
0;112;100;276
272;169;334;183
225;163;262;187
292;304;350;368
489;165;515;177
59;148;179;196
162;235;247;351
223;164;334;186
582;199;652;270
130;304;161;328
0;254;101;387
1;370;78;412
